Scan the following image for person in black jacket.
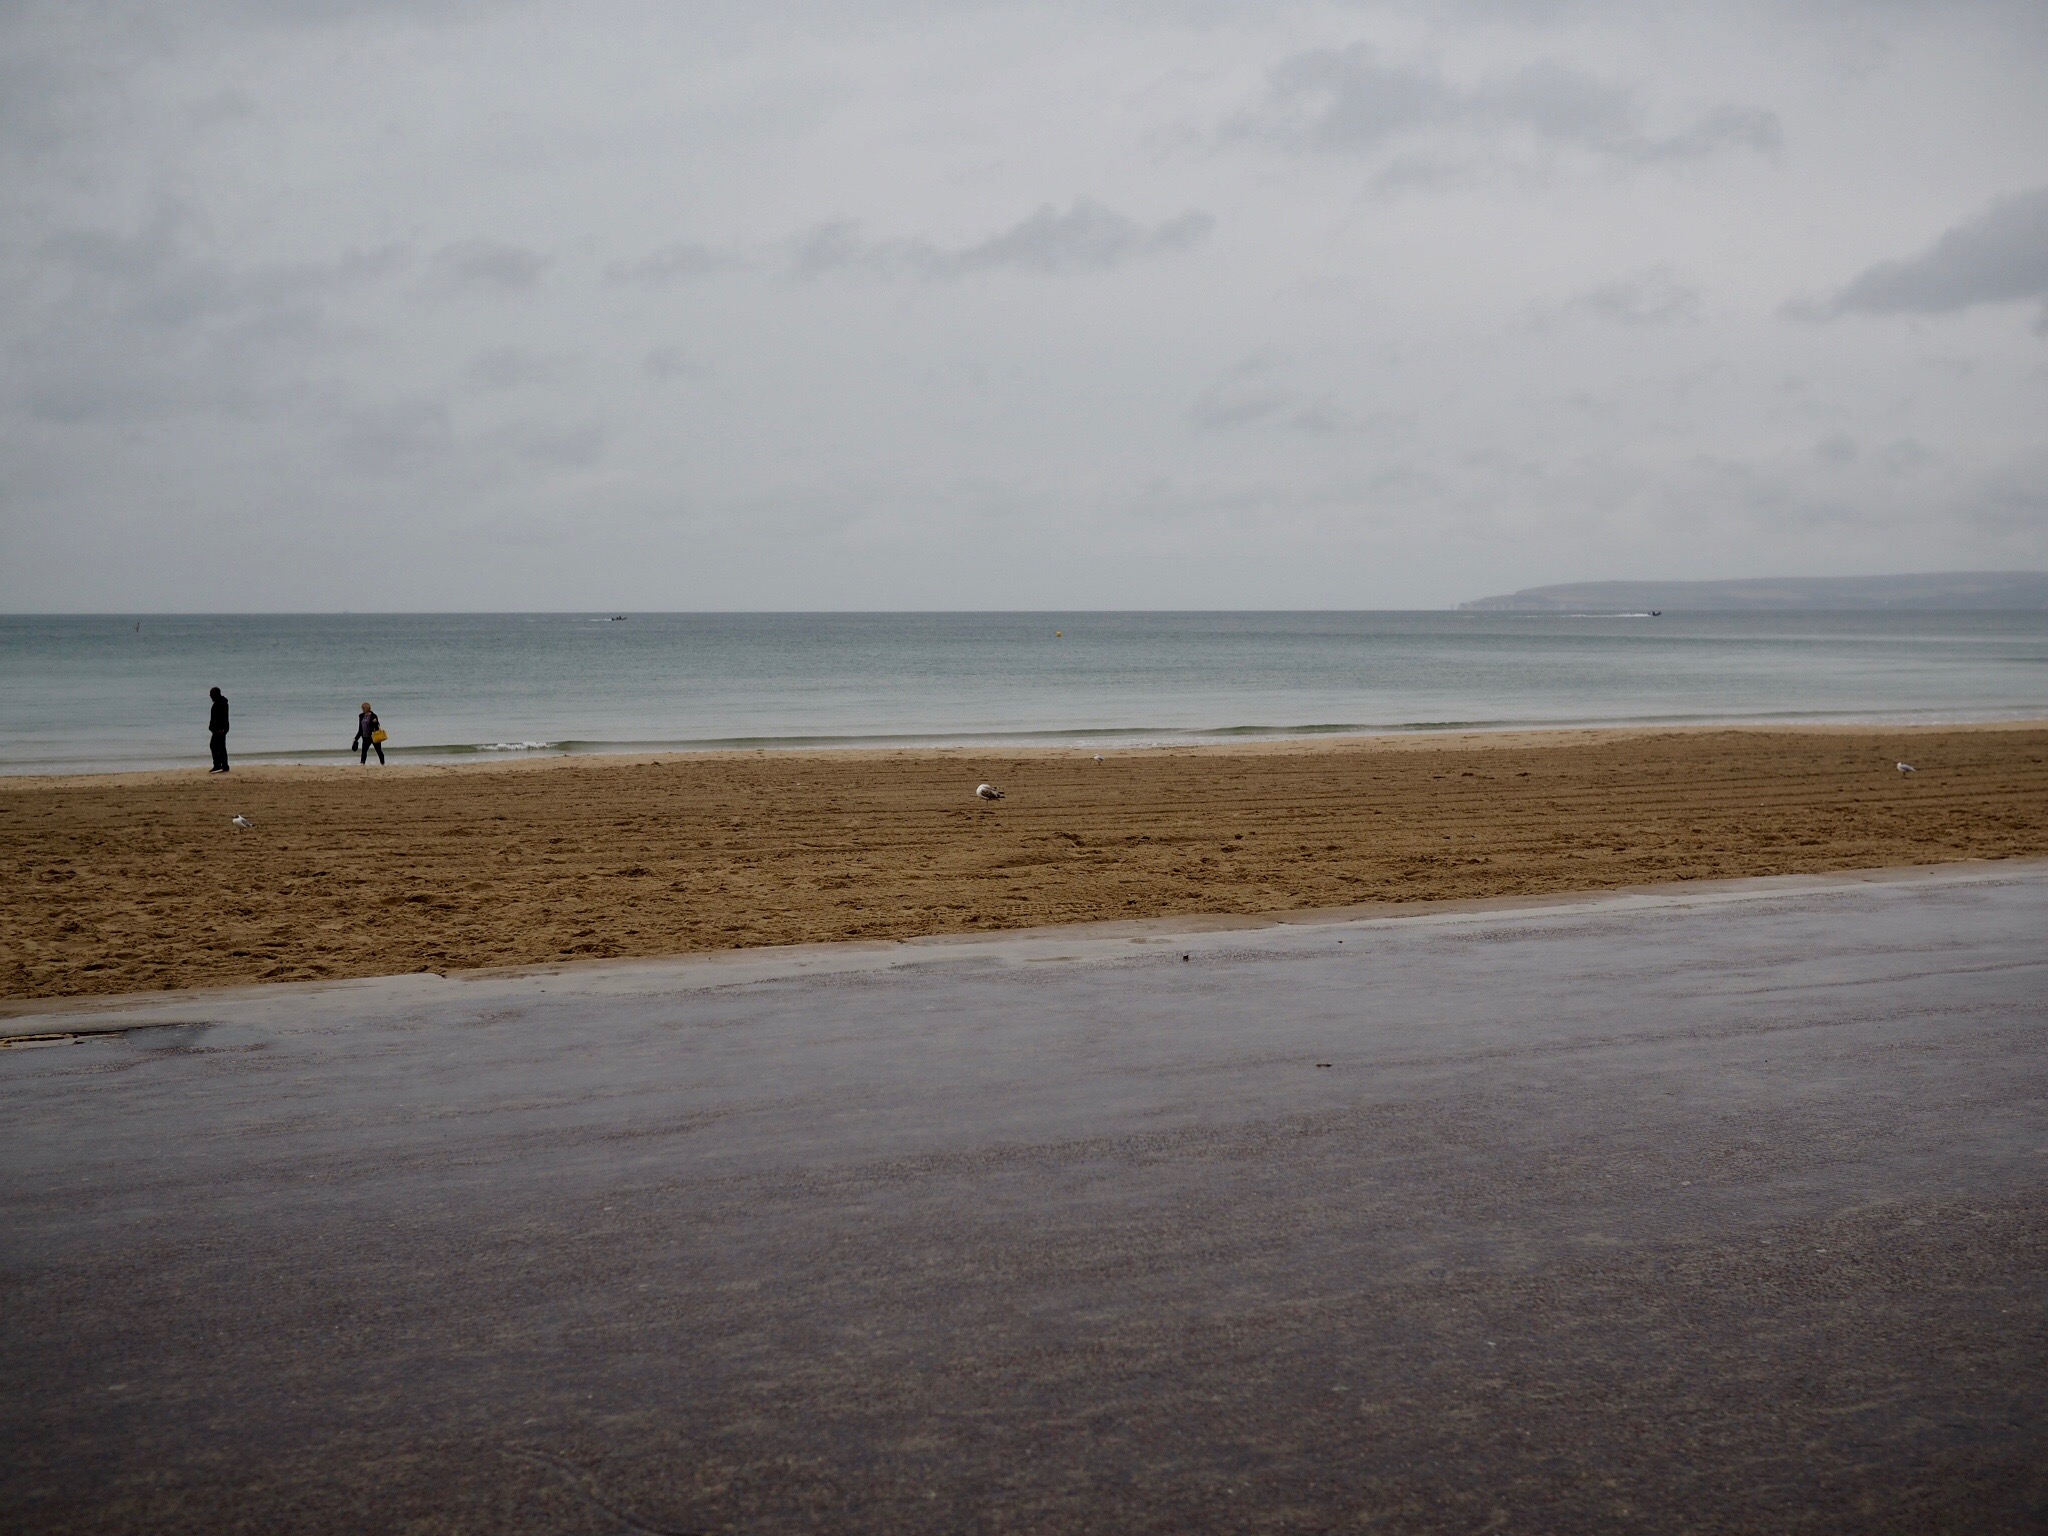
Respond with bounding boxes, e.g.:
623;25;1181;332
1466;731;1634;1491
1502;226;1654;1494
208;687;230;773
353;702;385;765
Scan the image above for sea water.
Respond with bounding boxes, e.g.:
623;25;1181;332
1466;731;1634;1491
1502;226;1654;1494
1;611;2043;774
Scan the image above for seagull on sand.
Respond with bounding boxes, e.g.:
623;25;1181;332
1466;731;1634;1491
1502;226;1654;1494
1896;762;1916;775
231;815;255;830
976;783;1004;801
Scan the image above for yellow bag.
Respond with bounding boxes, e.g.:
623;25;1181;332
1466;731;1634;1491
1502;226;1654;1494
371;729;388;743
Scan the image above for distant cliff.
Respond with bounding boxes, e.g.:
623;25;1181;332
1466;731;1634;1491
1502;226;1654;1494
1460;572;2048;612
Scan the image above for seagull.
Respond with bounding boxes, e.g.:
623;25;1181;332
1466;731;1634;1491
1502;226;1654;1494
231;815;255;830
976;783;1004;801
1093;754;1105;762
1896;762;1916;775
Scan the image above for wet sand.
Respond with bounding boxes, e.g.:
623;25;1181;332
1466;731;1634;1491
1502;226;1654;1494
5;723;2047;1001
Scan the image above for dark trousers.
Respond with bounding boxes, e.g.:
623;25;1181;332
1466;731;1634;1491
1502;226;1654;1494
359;739;384;764
209;731;229;771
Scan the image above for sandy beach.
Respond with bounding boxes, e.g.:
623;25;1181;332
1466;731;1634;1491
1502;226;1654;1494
5;723;2046;1002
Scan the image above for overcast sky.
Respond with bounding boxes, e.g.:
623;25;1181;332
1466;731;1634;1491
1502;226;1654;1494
3;0;2045;611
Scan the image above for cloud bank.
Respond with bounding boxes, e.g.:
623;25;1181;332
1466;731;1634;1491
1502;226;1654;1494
0;1;2044;611
1236;45;1779;168
791;200;1215;280
1818;185;2048;328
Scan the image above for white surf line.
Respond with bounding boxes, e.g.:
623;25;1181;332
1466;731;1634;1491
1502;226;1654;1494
6;857;2045;1038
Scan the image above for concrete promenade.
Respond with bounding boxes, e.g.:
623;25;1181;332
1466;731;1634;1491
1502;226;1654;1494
4;865;2045;1533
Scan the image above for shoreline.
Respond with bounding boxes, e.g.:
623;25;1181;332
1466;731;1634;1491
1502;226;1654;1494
8;854;2043;1027
7;721;2047;1002
6;715;2047;790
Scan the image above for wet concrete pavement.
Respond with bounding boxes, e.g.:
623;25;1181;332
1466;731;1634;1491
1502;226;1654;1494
4;866;2046;1533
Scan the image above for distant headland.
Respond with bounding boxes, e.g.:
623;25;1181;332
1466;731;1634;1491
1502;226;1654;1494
1460;572;2048;613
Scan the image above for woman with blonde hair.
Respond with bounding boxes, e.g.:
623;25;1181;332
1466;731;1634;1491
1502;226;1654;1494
352;702;386;765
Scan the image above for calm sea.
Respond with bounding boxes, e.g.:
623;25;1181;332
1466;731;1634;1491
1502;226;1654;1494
2;611;2044;774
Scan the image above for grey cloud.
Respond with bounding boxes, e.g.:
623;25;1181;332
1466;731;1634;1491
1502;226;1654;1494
16;211;406;423
187;87;256;128
465;347;569;390
1123;468;1440;537
1973;446;2048;534
642;346;699;381
182;0;492;29
1464;60;1637;148
39;210;406;331
1648;104;1781;162
482;417;606;468
22;365;188;426
334;399;453;475
1238;44;1778;166
790;219;877;278
1879;438;1939;474
947;201;1213;275
431;239;547;292
1369;152;1486;195
1814;185;2048;326
791;200;1213;280
1270;47;1452;152
1568;267;1700;325
1188;359;1353;435
605;242;737;286
1287;398;1350;436
1189;383;1297;430
0;29;97;158
338;399;603;480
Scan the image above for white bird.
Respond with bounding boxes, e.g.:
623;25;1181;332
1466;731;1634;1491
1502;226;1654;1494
1896;762;1916;775
1093;754;1105;762
976;783;1004;801
231;815;255;830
